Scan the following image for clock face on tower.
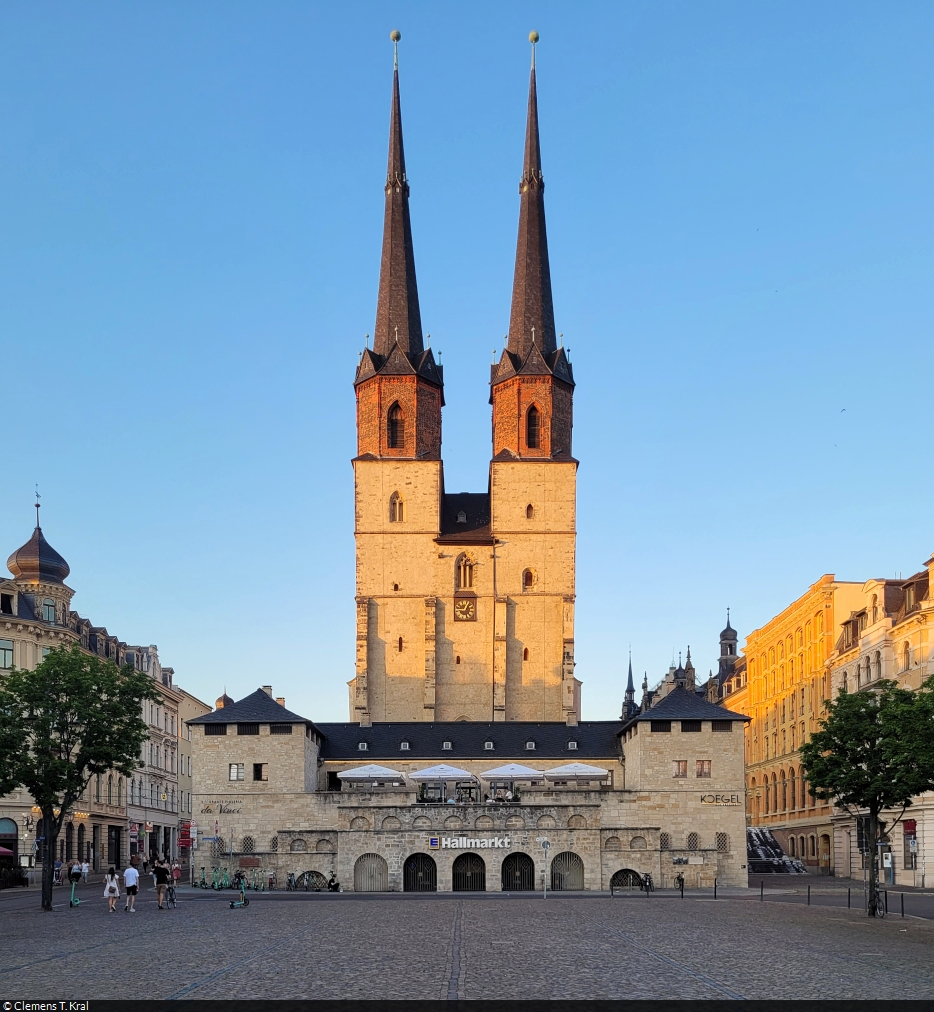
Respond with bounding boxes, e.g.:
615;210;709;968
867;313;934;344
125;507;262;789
453;596;477;622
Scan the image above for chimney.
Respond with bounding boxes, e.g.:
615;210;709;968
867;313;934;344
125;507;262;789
565;711;578;727
261;685;273;696
275;697;286;707
359;713;372;728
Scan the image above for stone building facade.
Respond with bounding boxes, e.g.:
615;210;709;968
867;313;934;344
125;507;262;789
348;45;579;725
188;686;749;893
725;575;863;873
827;556;934;887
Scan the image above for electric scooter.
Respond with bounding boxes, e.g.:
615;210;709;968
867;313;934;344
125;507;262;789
68;867;82;907
230;870;249;909
199;866;209;889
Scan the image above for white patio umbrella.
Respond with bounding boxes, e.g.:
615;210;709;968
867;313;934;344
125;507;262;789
336;764;405;780
408;763;477;782
543;762;610;781
481;763;545;780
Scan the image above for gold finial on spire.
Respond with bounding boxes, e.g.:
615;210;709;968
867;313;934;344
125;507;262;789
529;30;539;68
391;29;401;68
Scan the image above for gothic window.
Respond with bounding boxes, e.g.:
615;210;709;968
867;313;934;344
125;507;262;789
523;647;529;661
389;492;405;523
523;569;534;591
526;405;540;450
387;403;404;449
526;504;534;519
456;554;474;590
398;637;403;652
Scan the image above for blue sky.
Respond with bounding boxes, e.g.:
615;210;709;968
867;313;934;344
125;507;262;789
1;3;932;720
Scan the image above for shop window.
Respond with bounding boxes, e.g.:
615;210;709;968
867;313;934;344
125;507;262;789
696;760;711;778
716;833;729;853
229;763;245;781
253;763;268;782
651;721;671;733
672;760;687;778
687;833;699;851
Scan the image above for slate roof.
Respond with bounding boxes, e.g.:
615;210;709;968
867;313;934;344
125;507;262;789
187;689;320;733
317;721;626;761
437;493;492;544
7;525;71;584
623;686;750;730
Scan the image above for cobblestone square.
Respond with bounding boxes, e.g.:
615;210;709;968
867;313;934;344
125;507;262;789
3;884;934;1001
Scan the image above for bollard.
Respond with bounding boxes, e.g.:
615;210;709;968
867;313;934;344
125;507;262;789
847;888;851;909
901;893;904;918
760;881;764;902
714;877;717;900
884;890;888;915
807;885;810;906
680;879;684;899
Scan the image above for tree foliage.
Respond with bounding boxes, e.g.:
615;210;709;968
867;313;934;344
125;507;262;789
0;644;158;910
800;676;934;915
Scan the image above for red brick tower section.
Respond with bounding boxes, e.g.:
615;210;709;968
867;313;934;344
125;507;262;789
355;42;443;460
490;44;574;460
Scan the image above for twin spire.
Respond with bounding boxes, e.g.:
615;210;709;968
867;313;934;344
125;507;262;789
371;31;557;367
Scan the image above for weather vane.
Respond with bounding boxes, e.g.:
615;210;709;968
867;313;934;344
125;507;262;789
35;484;41;527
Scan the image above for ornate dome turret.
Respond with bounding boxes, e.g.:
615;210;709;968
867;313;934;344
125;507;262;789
215;690;234;709
720;608;737;642
7;514;71;585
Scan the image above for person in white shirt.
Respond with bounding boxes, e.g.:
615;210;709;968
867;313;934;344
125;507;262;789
81;860;89;883
123;864;140;912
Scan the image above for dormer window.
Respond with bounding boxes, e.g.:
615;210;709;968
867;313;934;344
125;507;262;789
456;511;467;524
567;741;578;750
358;742;368;751
400;741;410;751
442;740;452;750
0;593;13;615
525;740;535;750
42;598;56;624
484;740;494;750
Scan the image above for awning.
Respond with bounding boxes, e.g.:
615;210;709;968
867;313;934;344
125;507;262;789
336;764;405;780
0;845;13;856
543;762;610;781
408;764;477;782
481;763;545;780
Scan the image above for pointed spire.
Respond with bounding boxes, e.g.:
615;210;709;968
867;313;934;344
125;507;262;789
626;652;635;694
506;31;556;361
373;31;423;358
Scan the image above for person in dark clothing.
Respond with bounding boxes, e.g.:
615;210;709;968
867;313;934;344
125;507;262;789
153;860;170;908
327;874;340;892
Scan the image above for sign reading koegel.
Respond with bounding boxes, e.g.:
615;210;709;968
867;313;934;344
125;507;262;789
429;836;512;850
699;793;742;806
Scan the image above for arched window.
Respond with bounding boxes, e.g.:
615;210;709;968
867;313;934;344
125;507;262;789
526;504;534;519
903;642;911;671
455;655;461;665
95;775;101;803
389;492;404;523
842;670;848;693
780;771;787;811
523;647;529;661
871;594;878;624
873;651;881;680
118;778;124;806
789;768;796;810
387;403;405;449
789;836;796;856
526;405;540;449
523;569;534;591
398;637;403;653
107;775;113;805
456;554;474;590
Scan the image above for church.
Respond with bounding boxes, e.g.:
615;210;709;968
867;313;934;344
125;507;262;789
186;37;751;895
348;33;578;725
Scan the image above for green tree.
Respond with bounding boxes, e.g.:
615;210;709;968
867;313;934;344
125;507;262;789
799;676;934;916
0;644;157;911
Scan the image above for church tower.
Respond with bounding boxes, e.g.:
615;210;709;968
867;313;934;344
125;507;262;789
349;33;579;725
351;37;445;724
489;35;579;722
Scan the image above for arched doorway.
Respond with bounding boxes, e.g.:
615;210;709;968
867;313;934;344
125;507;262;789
296;870;328;891
404;853;437;892
0;817;18;865
353;853;388;892
551;851;584;891
819;834;831;874
610;868;643;891
501;852;535;891
452;852;486;891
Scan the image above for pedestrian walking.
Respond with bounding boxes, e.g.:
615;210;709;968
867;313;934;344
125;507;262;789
103;867;120;912
123;864;140;912
81;860;89;884
153;859;170;909
172;861;181;890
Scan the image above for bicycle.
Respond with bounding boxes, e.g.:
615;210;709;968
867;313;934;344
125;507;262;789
870;891;885;918
642;873;655;893
166;883;177;908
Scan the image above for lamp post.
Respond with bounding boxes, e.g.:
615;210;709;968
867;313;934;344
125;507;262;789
21;813;35;868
